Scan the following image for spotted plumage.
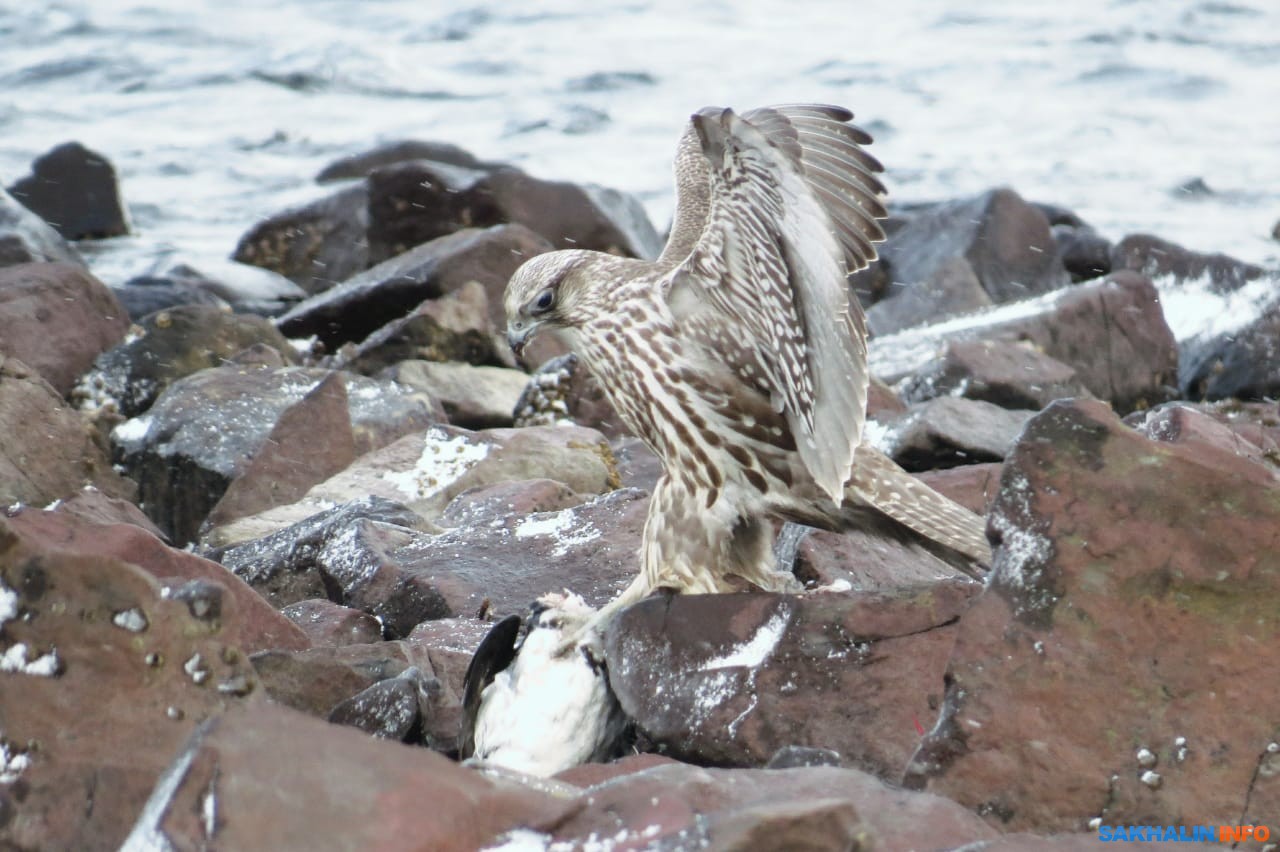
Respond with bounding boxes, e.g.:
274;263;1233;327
504;104;991;614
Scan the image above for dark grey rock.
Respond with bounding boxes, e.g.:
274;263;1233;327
113;366;437;543
7;141;130;240
316;140;492;182
111;274;231;321
867;255;992;335
879;187;1069;306
275;224;552;350
0;187;85;269
75;304;297;418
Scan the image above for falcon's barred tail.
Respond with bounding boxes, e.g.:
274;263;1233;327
844;445;992;576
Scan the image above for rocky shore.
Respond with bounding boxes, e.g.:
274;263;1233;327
1;136;1278;851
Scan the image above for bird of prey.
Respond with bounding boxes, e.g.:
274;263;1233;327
459;592;629;776
504;104;991;617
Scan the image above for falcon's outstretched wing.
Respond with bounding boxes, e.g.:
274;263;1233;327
661;104;887;503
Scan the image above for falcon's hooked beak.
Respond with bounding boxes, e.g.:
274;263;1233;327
506;319;535;358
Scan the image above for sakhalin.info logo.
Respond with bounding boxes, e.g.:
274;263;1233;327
1097;824;1271;842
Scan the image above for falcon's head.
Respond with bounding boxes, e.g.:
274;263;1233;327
503;250;593;358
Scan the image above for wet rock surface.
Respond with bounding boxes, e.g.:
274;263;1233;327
113;365;437;543
0;516;264;851
365;159;661;264
876;188;1069;319
899;338;1094;411
386;360;529;429
342;279;506;373
232;183;369;294
75;303;297;419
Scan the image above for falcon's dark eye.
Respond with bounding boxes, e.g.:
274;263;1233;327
530;288;555;315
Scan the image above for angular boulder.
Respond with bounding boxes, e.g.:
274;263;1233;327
0;356;134;507
6;141;130;240
870;271;1178;414
906;399;1280;832
0;187;84;269
113;366;437;543
385;360;529;429
606;582;978;779
0;518;263;850
275;224;552;350
869;396;1035;471
0;262;129;395
75;303;298;419
200;423;619;549
899;338;1094;411
879;188;1069;311
232;183;369;294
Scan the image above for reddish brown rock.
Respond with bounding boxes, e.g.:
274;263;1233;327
1130;402;1280;475
916;462;1003;516
0;356;135;507
900;338;1094;411
438;478;588;527
386;360;529;429
50;486;167;539
4;506;308;653
281;598;383;647
792;523;984;592
906;399;1280;833
250;642;411;719
873;396;1035;471
251;619;492;752
537;761;999;850
201;423;619;549
120;701;571;851
0;262;128;395
0;518;262;851
202;372;359;530
365;159;661;265
606;584;978;779
871;271;1178;414
1112;232;1264;294
867;374;908;418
